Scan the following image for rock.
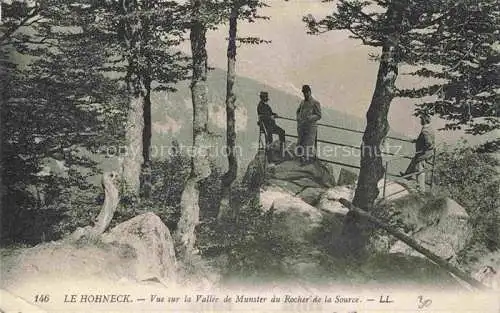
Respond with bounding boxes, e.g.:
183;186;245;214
259;185;293;211
297;187;325;206
376;180;409;201
316;185;355;216
267;178;303;195
270;160;335;188
260;186;323;243
389;197;472;261
291;177;324;189
102;212;177;282
2;240;140;289
337;168;358;186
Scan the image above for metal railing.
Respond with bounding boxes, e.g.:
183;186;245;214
259;115;436;195
383;149;437;197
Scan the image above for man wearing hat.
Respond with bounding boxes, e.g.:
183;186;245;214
296;85;321;165
257;91;285;154
401;115;435;191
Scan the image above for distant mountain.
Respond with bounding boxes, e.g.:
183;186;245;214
143;68;413;176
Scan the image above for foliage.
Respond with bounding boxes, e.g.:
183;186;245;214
198;205;304;279
0;0;131;243
400;0;499;137
0;1;41;48
1;169;102;244
305;0;499;142
113;152;223;231
1;0;193;240
434;142;500;255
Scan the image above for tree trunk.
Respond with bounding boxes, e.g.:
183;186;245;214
120;2;146;197
340;4;404;257
122;88;145;196
141;75;152;199
218;6;239;221
69;172;120;241
176;0;211;256
93;172;120;234
140;8;153;199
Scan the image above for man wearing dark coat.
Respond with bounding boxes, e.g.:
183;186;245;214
257;91;285;153
401;115;435;190
296;85;321;165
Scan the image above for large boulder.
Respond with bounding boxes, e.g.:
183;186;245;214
266;178;303;195
260;185;323;243
1;213;177;291
102;212;177;282
389;197;472;261
268;159;335;189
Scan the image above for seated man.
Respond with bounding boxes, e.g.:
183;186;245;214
257;91;285;157
401;115;435;191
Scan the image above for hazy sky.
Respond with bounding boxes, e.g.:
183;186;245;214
179;0;495;144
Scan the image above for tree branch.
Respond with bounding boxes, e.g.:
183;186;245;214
0;3;41;46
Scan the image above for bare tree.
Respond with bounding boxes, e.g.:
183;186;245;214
176;0;213;255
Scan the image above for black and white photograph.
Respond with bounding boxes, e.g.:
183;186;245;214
0;0;499;312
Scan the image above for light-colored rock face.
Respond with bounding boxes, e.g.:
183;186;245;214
260;186;323;243
103;212;177;283
2;213;177;292
316;185;355;216
388;197;472;261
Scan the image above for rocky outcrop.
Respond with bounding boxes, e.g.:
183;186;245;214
2;213;177;291
249;140;472;280
102;212;177;283
316;185;354;216
389;197;472;261
260;185;322;243
268;159;335;187
296;187;324;206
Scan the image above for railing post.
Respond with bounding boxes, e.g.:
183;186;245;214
383;160;389;199
314;129;318;160
430;149;436;192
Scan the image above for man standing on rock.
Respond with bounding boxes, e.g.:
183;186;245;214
257;91;285;159
401;115;435;191
296;85;321;165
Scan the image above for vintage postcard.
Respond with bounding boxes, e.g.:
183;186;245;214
1;0;499;312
